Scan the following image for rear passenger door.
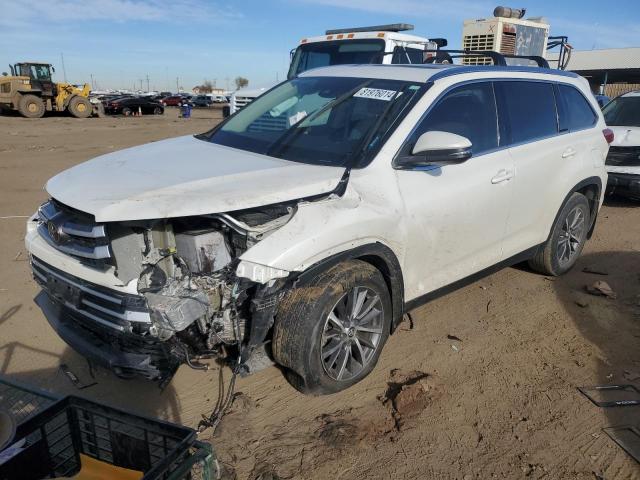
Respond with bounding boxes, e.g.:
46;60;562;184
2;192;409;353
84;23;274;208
395;81;514;299
497;80;584;257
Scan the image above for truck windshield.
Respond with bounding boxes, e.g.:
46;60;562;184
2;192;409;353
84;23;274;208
603;95;640;127
288;40;386;78
203;76;424;167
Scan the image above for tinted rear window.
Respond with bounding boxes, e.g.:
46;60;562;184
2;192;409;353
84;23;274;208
497;81;558;145
558;84;597;131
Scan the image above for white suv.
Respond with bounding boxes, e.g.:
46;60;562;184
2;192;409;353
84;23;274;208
602;90;640;198
26;63;611;394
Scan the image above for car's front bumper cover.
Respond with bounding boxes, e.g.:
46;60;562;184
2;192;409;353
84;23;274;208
35;291;179;381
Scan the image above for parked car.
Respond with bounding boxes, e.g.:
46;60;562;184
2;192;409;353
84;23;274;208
210;94;227;103
104;97;164;115
25;62;610;394
192;95;213;107
161;95;186;106
602;91;640;198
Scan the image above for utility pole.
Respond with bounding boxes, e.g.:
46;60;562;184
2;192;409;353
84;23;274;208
60;52;68;83
176;77;179;93
225;77;230;91
145;74;150;93
90;73;95;90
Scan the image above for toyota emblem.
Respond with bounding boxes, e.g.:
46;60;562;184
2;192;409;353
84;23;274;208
47;221;62;243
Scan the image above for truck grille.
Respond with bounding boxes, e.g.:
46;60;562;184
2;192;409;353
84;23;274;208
606;146;640;167
232;95;254;111
36;200;110;261
31;256;150;331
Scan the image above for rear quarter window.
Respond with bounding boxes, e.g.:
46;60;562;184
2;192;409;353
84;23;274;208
496;81;558;145
557;84;597;132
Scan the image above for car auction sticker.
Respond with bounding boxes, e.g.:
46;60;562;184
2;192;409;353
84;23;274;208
354;88;398;101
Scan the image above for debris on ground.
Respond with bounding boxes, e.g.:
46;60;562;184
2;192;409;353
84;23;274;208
582;266;609;276
575;299;589;308
59;363;97;390
585;281;617;299
447;334;463;342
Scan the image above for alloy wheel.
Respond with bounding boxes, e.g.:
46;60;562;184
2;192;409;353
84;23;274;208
557;206;586;266
321;286;384;381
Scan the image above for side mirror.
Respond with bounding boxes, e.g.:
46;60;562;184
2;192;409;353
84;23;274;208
395;131;472;169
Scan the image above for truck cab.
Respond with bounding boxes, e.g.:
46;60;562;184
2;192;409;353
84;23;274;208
228;24;447;115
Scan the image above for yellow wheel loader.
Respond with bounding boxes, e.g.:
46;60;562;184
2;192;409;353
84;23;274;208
0;62;99;118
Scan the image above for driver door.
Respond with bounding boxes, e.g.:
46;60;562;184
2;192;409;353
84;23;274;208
394;81;515;301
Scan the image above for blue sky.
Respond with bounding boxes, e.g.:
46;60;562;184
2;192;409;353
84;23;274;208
2;0;640;91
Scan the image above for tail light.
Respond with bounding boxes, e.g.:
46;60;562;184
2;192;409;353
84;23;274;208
603;128;614;144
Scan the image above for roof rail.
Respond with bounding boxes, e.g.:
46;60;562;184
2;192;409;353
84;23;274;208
325;23;414;35
423;49;507;66
423;50;550;68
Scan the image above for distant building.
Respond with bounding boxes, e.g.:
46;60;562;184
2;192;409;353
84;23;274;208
192;86;226;95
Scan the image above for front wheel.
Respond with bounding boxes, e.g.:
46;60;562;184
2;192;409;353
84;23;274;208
273;260;391;395
68;96;92;118
153;107;163;115
528;192;591;276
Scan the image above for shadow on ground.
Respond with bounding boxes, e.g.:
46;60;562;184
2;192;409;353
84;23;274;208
553;251;640;439
0;342;182;424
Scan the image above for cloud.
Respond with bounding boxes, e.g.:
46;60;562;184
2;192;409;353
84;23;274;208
1;0;241;27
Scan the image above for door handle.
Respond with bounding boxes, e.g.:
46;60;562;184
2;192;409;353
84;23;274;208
562;148;577;158
491;169;514;184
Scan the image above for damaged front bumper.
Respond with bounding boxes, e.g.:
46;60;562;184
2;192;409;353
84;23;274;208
32;256;180;380
30;253;290;383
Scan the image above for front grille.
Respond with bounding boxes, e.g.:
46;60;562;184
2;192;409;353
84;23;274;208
606;146;640;167
462;34;495;65
36;200;110;261
233;96;253;110
31;256;150;331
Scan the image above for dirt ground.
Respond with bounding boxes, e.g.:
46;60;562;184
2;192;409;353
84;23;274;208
0;109;639;480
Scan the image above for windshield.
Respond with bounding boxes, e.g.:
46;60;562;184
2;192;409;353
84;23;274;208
288;40;386;78
203;76;424;167
603;95;640;127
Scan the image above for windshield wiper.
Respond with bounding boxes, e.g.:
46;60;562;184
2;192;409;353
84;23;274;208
266;80;373;159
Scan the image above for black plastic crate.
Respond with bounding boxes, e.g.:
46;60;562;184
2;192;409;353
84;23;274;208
0;395;202;480
0;378;57;426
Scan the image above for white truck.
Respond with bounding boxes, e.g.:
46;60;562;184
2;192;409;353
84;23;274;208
228;23;448;115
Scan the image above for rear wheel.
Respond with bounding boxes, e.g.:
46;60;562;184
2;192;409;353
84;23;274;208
528;192;590;276
122;107;132;116
68;96;92;118
153;106;163;115
273;260;391;395
18;94;45;118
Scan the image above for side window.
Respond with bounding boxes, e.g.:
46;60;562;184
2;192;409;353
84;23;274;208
392;47;424;65
557;84;597;132
399;82;498;157
497;81;558;145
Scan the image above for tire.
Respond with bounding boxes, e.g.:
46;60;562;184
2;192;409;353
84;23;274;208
68;96;92;118
528;192;590;276
122;107;132;116
153;107;163;115
18;94;45;118
273;260;391;395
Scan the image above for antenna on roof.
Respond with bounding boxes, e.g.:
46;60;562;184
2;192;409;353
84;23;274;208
325;23;414;35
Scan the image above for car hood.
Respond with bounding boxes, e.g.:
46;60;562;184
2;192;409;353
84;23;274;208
609;126;640;147
46;135;345;222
